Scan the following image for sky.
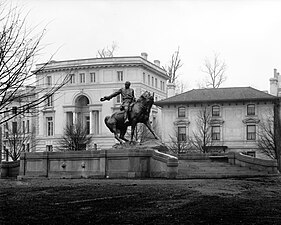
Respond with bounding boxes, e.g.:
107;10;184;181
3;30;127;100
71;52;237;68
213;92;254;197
12;0;281;92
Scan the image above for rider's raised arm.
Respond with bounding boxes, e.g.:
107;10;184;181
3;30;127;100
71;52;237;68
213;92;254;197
107;88;122;99
101;88;122;101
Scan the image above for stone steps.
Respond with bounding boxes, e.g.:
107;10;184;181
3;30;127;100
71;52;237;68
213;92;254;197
177;160;274;179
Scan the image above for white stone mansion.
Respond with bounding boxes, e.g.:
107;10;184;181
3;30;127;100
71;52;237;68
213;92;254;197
35;53;169;151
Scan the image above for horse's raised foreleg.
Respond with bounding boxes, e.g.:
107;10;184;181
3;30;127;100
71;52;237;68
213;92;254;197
111;125;124;144
144;121;159;140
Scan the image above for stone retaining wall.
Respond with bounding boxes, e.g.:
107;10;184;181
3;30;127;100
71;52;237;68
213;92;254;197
19;149;178;179
228;152;279;174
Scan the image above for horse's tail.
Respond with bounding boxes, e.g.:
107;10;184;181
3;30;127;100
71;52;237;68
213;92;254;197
104;116;115;133
104;116;110;127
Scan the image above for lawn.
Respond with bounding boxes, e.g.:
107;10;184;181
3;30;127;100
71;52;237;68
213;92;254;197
1;177;281;224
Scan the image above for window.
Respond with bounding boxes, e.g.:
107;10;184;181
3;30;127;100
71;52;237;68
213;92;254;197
70;74;75;84
152;76;154;87
80;73;85;83
117;71;123;81
2;146;8;161
12;107;17;115
27;120;30;133
4;108;8;117
116;94;121;103
46;95;53;107
143;72;146;83
2;146;6;160
212;126;220;140
66;112;73;126
92;111;99;135
178;126;186;142
247;125;256;140
148;75;150;85
90;73;96;83
46;76;52;86
46;145;53;152
86;116;90;134
12;122;17;134
247;104;255;116
178;107;186;118
113;89;121;103
160;81;163;90
155;78;158;88
46;117;54;136
26;143;30;152
212;105;220;117
22;121;25;133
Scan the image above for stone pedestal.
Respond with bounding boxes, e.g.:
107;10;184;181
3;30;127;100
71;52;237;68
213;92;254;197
18;143;178;179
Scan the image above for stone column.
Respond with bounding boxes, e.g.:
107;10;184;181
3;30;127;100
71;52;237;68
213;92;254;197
90;111;93;134
73;112;76;124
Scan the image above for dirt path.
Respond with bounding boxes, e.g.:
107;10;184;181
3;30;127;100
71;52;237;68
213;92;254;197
1;177;281;224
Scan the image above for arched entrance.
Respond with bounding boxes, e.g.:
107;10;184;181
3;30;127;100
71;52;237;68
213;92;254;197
75;95;90;134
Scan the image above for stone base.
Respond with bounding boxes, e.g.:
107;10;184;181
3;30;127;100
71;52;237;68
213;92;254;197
19;147;178;179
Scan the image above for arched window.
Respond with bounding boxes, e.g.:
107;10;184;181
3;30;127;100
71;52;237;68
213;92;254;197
75;95;89;107
212;105;220;117
247;104;255;116
178;107;186;118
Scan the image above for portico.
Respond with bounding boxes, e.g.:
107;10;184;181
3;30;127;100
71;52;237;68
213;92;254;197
64;94;101;135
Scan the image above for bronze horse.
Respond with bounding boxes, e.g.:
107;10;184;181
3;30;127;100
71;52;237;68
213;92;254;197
104;91;158;144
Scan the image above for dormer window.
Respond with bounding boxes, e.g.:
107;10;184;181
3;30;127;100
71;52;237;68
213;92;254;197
178;106;186;118
247;104;255;116
212;105;220;117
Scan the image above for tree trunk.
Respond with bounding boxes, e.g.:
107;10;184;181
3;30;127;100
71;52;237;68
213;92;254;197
274;99;281;171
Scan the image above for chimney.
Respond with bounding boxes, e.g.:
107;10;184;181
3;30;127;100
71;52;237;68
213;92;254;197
274;68;278;78
167;82;176;98
154;60;160;67
141;52;148;60
270;77;278;96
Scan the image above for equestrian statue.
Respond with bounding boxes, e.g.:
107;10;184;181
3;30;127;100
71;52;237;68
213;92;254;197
100;81;158;144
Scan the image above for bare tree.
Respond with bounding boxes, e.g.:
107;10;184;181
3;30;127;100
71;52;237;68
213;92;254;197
58;122;92;151
257;115;276;159
168;128;192;155
138;120;161;143
2;118;36;161
0;2;70;125
96;42;118;58
202;53;227;88
163;47;183;83
190;106;212;153
274;100;281;171
175;80;188;95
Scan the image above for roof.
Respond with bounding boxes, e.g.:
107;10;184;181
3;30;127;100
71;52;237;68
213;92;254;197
35;56;168;79
155;87;278;106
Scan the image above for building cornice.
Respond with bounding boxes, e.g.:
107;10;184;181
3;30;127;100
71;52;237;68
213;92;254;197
35;56;168;80
155;98;277;107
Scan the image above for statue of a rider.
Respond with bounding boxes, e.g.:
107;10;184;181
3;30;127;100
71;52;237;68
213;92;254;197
100;81;135;123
